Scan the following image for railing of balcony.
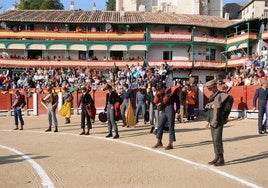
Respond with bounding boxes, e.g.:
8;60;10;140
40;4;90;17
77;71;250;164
149;32;191;41
0;58;232;69
0;30;145;41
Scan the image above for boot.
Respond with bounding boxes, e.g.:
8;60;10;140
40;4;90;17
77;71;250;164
80;129;85;135
106;133;113;138
152;139;163;148
45;127;51;132
13;126;19;130
54;127;58;132
165;142;173;150
85;129;90;135
214;154;225;166
208;154;219;165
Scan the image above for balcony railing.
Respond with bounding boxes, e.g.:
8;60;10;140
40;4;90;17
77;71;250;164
150;32;191;41
0;58;231;69
226;32;257;45
194;36;226;44
262;30;268;40
0;30;145;41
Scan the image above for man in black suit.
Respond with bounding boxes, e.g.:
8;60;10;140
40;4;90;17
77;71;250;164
253;78;268;134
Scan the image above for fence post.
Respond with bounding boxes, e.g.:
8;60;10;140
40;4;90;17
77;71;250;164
33;93;38;115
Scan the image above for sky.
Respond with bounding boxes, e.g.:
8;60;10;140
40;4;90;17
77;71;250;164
0;0;248;13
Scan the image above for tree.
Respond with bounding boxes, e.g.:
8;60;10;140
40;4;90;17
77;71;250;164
106;0;116;11
15;0;64;10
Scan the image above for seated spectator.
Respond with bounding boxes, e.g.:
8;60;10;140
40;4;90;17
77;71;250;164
236;77;245;86
224;76;233;93
250;74;260;85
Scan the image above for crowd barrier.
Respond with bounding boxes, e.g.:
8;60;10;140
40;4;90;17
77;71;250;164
0;85;259;118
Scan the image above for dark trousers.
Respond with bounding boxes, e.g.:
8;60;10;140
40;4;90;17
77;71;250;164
14;108;24;126
156;105;176;142
210;125;224;155
187;104;195;120
107;104;118;134
258;104;266;133
81;107;91;129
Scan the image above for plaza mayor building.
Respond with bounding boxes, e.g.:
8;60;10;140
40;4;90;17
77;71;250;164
0;8;267;84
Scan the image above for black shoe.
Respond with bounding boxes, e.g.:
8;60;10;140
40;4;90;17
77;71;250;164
80;131;85;135
144;121;147;124
54;129;58;133
150;127;155;133
45;128;51;132
106;134;113;138
154;129;157;135
165;145;173;150
113;134;119;139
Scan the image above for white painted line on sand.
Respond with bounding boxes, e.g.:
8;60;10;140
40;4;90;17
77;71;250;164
0;130;263;188
0;144;55;188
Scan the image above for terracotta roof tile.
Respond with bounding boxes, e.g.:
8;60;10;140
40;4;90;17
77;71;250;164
0;10;235;28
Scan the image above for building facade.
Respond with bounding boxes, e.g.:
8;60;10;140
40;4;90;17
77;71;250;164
116;0;223;17
0;10;267;84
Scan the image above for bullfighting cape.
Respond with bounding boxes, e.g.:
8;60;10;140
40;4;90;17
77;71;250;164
59;101;72;118
126;104;136;127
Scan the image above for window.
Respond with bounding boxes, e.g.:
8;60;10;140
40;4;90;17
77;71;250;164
265;1;268;7
264;9;268;17
205;49;215;60
163;51;172;60
164;26;170;32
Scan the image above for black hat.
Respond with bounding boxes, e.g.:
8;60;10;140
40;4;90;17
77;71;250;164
98;112;107;122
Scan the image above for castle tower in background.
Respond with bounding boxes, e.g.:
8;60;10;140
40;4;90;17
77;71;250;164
116;0;223;17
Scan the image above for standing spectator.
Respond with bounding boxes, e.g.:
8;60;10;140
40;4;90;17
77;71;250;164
148;84;159;133
12;90;26;130
135;86;148;124
120;83;133;127
186;86;196;121
104;85;120;139
204;79;229;166
253;78;268;134
42;86;59;132
78;86;94;135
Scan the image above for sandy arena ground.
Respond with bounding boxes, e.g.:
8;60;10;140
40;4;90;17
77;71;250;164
0;115;267;188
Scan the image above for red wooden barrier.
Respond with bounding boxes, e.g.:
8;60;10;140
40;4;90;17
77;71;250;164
0;85;263;114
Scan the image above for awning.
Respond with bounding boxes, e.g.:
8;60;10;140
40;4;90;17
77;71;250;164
0;43;5;49
129;45;147;51
69;44;87;51
89;44;107;51
28;44;46;50
48;44;66;50
238;43;247;49
7;43;26;50
227;45;237;51
110;44;127;51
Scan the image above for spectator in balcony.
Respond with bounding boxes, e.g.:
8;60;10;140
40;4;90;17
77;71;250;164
54;26;59;32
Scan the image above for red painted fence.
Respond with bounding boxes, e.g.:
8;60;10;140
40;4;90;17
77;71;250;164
0;85;259;115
